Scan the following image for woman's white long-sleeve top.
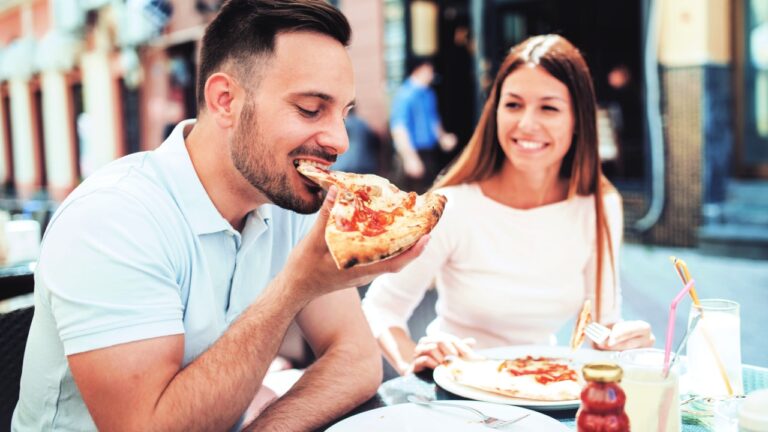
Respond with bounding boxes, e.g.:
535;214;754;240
362;182;623;349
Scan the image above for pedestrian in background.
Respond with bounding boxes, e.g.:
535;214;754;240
390;58;457;192
363;35;655;375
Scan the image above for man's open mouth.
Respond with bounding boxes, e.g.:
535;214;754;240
294;159;332;190
293;159;332;171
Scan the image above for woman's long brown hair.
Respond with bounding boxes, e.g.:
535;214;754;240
433;35;617;322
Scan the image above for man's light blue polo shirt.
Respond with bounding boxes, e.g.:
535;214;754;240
389;78;440;150
12;120;315;431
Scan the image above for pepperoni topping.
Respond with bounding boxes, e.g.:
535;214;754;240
404;192;417;210
498;356;578;385
333;189;408;236
356;189;371;203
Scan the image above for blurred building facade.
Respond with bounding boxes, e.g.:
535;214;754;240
366;0;768;255
0;0;765;254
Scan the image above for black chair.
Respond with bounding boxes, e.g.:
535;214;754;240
0;306;34;432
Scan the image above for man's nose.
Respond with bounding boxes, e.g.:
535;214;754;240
317;118;349;155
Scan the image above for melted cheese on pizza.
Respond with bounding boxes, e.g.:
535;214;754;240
332;188;416;236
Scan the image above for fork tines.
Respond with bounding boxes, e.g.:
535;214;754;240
584;322;611;345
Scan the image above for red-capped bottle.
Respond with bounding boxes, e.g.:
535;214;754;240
576;362;630;432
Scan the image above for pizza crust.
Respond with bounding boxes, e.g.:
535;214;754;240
570;300;592;350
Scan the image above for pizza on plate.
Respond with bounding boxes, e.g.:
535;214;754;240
445;356;583;401
570;299;592;350
296;160;447;269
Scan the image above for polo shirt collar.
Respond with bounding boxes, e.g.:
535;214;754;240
153;119;248;236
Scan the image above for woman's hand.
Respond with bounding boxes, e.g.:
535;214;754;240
596;320;655;351
409;334;477;374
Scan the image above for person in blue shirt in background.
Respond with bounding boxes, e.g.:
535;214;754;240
390;58;457;192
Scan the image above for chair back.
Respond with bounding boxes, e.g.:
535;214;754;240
0;306;34;431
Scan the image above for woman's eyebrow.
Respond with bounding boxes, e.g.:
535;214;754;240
502;92;568;103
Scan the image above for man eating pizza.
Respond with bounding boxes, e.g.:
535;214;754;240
12;1;430;431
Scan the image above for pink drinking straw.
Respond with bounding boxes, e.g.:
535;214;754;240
663;279;695;376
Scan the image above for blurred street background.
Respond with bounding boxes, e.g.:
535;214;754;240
0;0;766;369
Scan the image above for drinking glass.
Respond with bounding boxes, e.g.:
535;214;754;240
686;299;743;397
619;348;681;432
712;397;744;432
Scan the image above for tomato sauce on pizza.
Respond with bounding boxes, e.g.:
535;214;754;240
499;356;579;385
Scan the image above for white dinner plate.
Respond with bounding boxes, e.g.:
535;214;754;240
433;345;616;411
326;400;570;432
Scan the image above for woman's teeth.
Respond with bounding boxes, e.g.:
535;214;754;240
516;139;545;150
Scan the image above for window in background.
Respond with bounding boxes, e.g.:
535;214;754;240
119;79;141;155
68;79;83;181
1;85;14;192
745;0;768;163
383;0;406;98
30;79;47;191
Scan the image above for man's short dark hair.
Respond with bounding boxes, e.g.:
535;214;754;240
407;56;433;75
196;0;351;110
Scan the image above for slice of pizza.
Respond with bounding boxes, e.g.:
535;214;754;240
570;300;592;350
445;356;582;401
296;160;447;269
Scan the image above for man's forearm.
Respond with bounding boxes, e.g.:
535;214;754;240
243;343;381;431
151;275;310;431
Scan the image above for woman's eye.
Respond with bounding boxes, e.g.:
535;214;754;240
542;105;560;112
505;102;521;109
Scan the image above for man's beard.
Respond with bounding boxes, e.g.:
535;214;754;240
230;103;325;214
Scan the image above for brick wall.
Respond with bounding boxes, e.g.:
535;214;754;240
645;67;703;247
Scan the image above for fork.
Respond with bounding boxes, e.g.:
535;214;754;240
407;394;530;429
665;314;701;376
585;322;612;345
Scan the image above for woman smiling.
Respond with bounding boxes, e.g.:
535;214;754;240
362;34;655;376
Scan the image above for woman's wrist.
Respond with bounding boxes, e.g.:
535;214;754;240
396;360;413;376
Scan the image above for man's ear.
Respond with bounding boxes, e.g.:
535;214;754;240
203;72;243;129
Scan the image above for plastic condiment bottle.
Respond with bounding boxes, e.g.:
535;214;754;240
740;389;768;432
576;362;630;432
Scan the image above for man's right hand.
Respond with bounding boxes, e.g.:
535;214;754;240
280;187;430;299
